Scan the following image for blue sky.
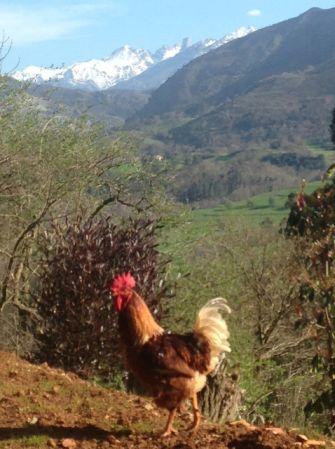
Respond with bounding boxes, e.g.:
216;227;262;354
1;0;335;71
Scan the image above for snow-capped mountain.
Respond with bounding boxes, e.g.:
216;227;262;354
211;26;257;48
152;38;191;62
14;46;155;91
13;27;255;92
115;27;255;91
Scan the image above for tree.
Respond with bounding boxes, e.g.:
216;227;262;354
268;196;275;208
220;226;313;426
246;199;254;209
285;180;335;432
166;219;313;427
283;110;335;431
0;77;169;355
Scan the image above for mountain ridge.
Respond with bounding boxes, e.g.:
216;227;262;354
135;7;335;120
113;27;255;91
13;27;255;92
127;7;335;205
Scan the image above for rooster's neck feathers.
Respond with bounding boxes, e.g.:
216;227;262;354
119;291;163;346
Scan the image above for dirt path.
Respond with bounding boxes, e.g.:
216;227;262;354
0;351;332;449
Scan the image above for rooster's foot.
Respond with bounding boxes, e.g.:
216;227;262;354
186;409;201;433
160;408;178;437
160;427;178;437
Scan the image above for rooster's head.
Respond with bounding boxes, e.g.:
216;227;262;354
110;272;136;312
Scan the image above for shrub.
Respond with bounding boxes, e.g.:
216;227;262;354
285;176;335;432
36;217;171;379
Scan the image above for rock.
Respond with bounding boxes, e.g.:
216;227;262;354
229;419;256;430
107;434;121;444
61;438;77;448
144;403;154;411
229;419;248;426
27;416;39;425
304;440;326;447
266;426;286;436
297;435;309;442
47;439;57;448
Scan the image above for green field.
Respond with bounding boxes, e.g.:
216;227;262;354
308;144;335;165
162;181;322;259
199;180;321;224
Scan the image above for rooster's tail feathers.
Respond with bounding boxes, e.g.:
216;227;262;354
194;298;231;372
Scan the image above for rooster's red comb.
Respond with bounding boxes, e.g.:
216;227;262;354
111;272;136;295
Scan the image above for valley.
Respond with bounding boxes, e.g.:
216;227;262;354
19;7;335;206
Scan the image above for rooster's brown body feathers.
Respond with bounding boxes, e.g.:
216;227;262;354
117;292;230;414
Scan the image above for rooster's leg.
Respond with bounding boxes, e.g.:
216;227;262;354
161;408;178;437
186;393;201;433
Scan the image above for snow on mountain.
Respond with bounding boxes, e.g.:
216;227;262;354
211;26;256;48
153;37;192;62
114;27;256;91
14;66;67;83
14;46;155;91
13;28;256;91
65;46;155;90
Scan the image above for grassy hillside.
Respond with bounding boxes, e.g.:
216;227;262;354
163;181;321;257
197;180;321;224
0;351;331;449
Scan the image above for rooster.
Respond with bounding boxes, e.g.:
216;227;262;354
110;272;231;437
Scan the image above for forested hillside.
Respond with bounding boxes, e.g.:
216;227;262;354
128;7;335;204
29;84;150;127
23;7;335;205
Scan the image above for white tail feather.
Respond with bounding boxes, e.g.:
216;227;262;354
194;298;231;372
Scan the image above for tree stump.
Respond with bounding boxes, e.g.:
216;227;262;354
199;359;241;423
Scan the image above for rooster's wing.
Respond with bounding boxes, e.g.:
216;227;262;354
139;332;211;380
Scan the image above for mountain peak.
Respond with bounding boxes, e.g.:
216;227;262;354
304;7;323;13
226;26;257;40
299;7;324;18
181;37;191;50
109;44;150;58
12;27;255;91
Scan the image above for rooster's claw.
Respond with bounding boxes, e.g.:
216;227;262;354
160;427;178;437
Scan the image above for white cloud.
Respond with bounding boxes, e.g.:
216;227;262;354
0;2;118;45
247;9;262;17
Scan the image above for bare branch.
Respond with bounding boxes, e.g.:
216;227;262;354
1;195;57;308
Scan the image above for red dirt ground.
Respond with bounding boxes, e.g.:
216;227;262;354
0;351;333;449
